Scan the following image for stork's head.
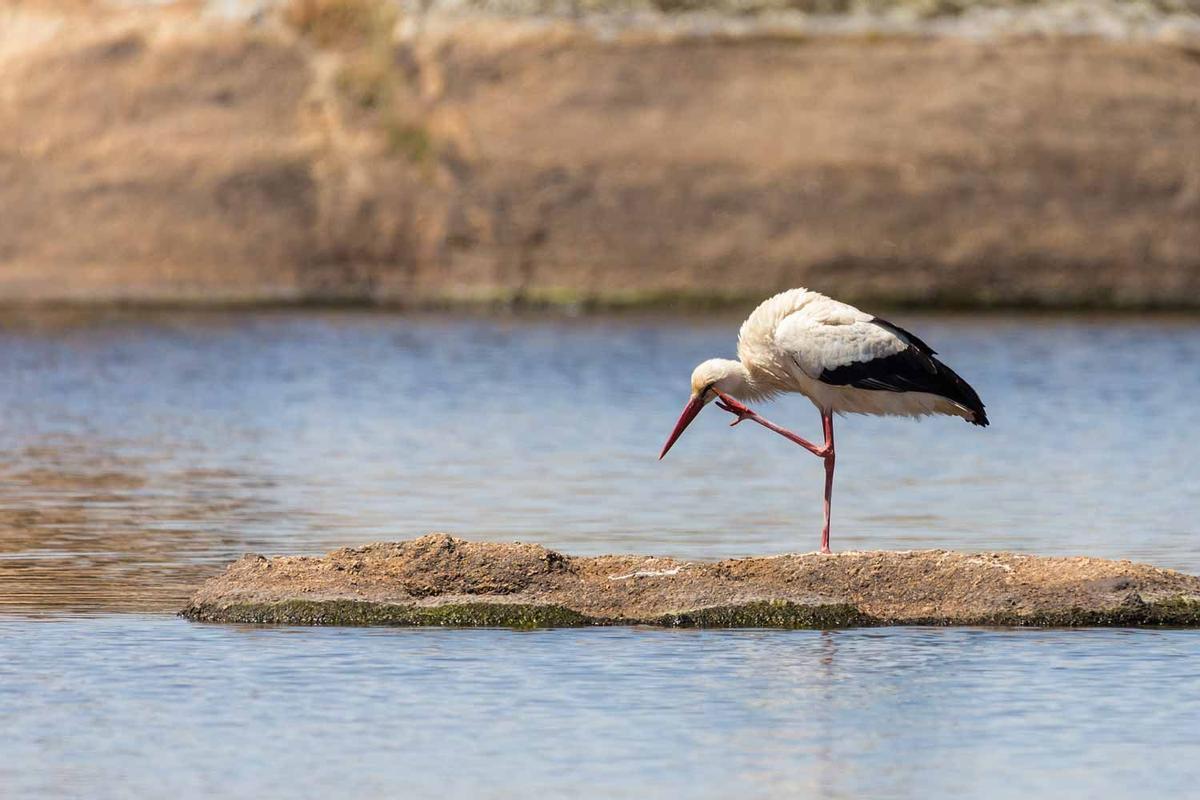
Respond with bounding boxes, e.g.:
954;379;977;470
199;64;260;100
659;358;748;459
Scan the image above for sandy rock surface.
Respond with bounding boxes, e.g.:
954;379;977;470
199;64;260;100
181;533;1200;627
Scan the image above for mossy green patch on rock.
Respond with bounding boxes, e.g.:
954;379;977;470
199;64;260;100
654;601;874;629
1025;595;1200;628
896;596;1200;628
179;596;1200;629
181;600;596;628
179;599;878;629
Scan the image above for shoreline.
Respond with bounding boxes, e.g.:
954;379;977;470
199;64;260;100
4;292;1200;316
4;4;1199;310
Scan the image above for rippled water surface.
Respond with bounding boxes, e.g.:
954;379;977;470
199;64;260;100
1;309;1198;798
3;618;1200;800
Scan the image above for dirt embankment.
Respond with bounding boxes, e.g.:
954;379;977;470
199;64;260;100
3;3;1200;308
181;533;1200;627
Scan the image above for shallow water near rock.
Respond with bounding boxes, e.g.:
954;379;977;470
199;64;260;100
1;309;1199;797
2;616;1199;799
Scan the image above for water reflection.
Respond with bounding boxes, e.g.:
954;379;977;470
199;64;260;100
0;309;1198;613
0;438;266;611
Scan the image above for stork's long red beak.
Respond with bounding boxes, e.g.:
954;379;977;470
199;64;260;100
659;394;706;459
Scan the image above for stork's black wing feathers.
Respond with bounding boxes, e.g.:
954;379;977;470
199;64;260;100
869;317;939;356
818;316;989;426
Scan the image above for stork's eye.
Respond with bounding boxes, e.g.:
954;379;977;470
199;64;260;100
702;382;716;397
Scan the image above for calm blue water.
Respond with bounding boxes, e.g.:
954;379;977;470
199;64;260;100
1;310;1198;798
2;618;1199;800
2;618;1200;800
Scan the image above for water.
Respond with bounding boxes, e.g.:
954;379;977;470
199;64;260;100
2;620;1199;800
1;309;1198;798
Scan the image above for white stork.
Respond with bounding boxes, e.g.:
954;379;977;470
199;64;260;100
659;288;987;554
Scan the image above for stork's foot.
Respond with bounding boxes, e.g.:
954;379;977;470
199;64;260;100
715;397;755;426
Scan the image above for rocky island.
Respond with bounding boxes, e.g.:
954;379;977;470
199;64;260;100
181;534;1200;627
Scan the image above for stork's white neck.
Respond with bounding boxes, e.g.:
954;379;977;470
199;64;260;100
707;359;774;403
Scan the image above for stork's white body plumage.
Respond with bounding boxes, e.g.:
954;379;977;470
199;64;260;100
659;288;987;553
732;288;986;424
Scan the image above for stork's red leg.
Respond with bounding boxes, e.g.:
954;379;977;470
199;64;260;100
714;393;831;458
714;393;838;553
820;410;835;555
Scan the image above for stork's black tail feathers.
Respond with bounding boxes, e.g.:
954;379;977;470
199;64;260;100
947;363;988;427
875;317;988;427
